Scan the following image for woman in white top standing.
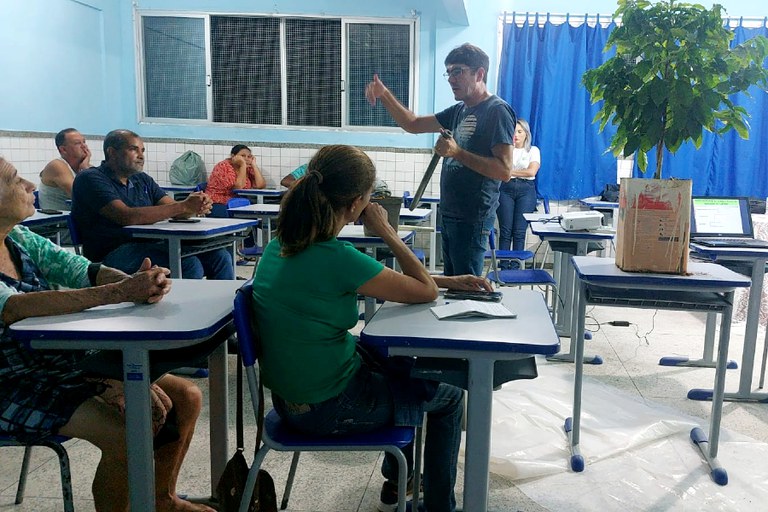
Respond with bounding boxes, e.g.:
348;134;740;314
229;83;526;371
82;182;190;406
496;119;541;264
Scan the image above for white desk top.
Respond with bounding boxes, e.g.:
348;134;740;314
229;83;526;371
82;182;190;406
9;279;241;348
361;289;560;355
523;212;559;222
579;196;619;209
571;256;750;291
228;204;431;222
690;242;768;259
529;221;614;241
337;224;414;244
233;188;283;196
158;184;197;192
399;208;431;221
412;195;440;204
124;217;258;237
21;210;70;227
228;204;280;216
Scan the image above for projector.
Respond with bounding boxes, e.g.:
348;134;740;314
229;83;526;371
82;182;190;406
560;211;605;231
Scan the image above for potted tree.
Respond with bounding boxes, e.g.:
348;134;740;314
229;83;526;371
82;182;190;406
583;0;768;273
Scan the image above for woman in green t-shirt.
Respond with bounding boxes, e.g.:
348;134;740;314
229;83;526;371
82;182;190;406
253;145;489;512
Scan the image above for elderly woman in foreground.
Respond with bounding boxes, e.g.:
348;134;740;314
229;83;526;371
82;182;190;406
0;157;212;512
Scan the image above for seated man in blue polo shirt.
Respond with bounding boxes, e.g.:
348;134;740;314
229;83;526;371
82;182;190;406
71;129;234;280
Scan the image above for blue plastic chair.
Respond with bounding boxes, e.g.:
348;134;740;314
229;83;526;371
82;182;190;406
233;281;419;512
33;190;40;209
0;435;74;512
226;198;263;261
484;228;535;269
66;214;82;255
402;191;413;209
486;229;557;320
194;181;207;192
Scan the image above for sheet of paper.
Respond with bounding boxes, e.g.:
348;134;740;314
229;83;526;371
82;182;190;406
430;300;516;320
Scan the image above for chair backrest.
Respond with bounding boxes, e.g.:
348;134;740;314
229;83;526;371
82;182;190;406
402;190;412;209
226;197;250;214
66;214;83;254
195;181;207;192
33;190;40;209
233;280;259;367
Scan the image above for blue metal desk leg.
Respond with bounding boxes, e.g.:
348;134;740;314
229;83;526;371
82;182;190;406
168;238;182;278
547;256;603;365
122;346;156;511
553;252;566;334
690;296;734;486
428;203;437;272
462;357;494;512
565;280;587;472
659;312;738;369
208;343;229;490
689;259;768;402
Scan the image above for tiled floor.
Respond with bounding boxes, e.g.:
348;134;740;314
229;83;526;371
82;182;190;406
2;261;767;511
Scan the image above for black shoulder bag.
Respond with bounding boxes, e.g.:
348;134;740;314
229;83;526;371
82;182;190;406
216;352;278;512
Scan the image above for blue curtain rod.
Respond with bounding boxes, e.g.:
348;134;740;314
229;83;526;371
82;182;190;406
502;11;768;28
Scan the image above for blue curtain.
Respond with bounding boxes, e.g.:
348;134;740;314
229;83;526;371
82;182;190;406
635;25;768;198
498;15;618;200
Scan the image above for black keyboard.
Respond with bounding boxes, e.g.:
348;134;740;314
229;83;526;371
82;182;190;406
694;237;768;248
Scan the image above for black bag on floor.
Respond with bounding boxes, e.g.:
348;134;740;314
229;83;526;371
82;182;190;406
216;353;277;512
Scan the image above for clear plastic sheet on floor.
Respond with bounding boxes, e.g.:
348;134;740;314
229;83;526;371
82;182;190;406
486;359;768;511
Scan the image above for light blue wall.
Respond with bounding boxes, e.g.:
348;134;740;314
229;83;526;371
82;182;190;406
1;0;765;149
0;0;122;135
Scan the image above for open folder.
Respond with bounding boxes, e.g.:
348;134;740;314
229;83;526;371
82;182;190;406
430;300;516;320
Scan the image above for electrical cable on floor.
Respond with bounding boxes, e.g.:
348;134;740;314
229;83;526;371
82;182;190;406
585;305;600;333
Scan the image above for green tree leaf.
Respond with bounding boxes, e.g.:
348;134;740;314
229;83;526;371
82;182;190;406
583;0;768;178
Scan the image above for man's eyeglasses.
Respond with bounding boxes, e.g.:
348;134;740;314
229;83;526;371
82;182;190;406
443;67;471;79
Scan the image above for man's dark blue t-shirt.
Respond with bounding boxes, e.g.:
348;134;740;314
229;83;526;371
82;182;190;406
71;162;167;262
435;95;516;222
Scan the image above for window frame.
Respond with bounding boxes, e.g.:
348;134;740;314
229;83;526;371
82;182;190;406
135;10;418;132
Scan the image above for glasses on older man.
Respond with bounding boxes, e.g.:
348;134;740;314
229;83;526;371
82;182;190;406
443;66;472;79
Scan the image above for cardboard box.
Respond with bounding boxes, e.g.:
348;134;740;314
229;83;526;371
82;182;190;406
615;178;692;274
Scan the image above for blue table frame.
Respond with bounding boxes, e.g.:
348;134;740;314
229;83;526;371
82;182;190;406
21;210;70;244
525;215;614;364
337;225;415;322
411;196;440;271
159;184;197;200
233;188;283;204
579;196;619;228
227;203;280;246
9;279;242;511
361;289;560;512
228;204;431;245
687;243;768;402
124;217;258;278
567;256;750;485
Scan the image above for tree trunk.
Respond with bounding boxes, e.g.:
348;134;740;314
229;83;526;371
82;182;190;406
654;140;664;179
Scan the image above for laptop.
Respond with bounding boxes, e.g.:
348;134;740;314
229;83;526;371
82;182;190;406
690;196;768;248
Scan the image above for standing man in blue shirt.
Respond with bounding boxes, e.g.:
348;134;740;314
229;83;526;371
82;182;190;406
366;43;517;276
71;129;234;279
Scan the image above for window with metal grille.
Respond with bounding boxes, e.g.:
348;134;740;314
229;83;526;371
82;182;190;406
142;16;207;120
138;13;415;130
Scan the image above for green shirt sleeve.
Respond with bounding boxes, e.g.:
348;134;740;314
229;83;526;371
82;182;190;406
9;226;91;289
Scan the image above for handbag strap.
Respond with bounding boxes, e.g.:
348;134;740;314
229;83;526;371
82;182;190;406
235;349;266;450
236;351;244;449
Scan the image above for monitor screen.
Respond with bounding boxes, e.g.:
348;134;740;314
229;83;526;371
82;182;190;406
690;197;752;237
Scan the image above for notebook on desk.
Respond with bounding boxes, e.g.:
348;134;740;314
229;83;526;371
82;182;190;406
690;196;768;248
